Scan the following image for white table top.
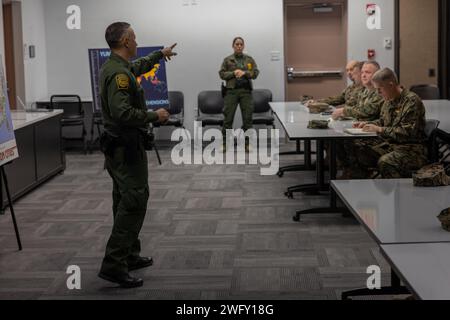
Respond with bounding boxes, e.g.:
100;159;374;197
270;102;376;140
381;243;450;300
12;110;64;131
423;100;450;133
332;179;450;245
272;100;450;138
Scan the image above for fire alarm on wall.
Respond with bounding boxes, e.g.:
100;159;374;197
368;49;376;59
366;4;376;15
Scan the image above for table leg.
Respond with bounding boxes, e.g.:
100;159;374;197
278;140;316;178
341;269;410;300
293;140;348;221
304;140;313;169
285;140;328;198
279;139;302;156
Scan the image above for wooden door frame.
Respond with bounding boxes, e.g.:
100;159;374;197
438;0;449;99
394;0;400;81
283;0;348;99
395;0;449;98
2;3;16;109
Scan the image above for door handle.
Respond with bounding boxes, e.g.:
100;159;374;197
286;67;342;80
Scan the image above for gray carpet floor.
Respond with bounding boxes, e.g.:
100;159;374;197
0;143;392;300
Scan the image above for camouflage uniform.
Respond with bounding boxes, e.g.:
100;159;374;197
337;87;384;170
413;164;450;187
219;53;259;140
343;87;383;121
342;89;427;179
320;83;364;107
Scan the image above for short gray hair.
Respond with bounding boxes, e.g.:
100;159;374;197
105;22;131;49
372;68;399;85
363;60;381;71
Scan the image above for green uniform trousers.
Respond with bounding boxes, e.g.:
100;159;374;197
100;146;149;276
338;138;427;179
222;88;254;139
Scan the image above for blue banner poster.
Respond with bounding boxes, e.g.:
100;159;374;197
0;57;19;167
89;47;169;112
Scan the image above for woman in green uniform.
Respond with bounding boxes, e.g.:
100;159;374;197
219;37;259;151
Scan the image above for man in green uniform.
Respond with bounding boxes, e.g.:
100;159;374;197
98;22;176;288
220;37;259;152
332;61;383;121
345;68;427;179
306;60;364;108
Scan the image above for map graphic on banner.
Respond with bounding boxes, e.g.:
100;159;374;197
0;55;19;167
89;47;169;112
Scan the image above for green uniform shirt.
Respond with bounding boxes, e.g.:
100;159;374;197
321;83;364;107
343;87;383;121
370;89;426;145
100;51;163;136
219;53;259;89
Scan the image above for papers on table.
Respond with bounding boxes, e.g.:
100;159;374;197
344;128;376;136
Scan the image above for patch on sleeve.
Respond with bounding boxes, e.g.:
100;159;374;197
116;74;130;90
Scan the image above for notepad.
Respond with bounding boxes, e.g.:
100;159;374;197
344;128;374;135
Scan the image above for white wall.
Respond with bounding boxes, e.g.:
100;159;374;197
43;0;285;135
29;0;395;135
348;0;396;70
21;0;48;104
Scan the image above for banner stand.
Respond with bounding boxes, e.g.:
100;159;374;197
0;54;22;250
0;162;22;251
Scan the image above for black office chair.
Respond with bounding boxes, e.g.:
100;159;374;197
424;119;440;162
196;91;225;128
154;91;185;129
431;129;450;168
50;95;87;154
410;84;440;100
252;89;275;129
89;109;103;154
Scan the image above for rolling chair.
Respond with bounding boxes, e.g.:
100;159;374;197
431;128;450;168
424;119;441;162
252;89;275;129
50;95;87;154
410;84;440;100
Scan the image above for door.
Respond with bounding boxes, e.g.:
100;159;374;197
399;0;439;90
3;3;16;109
2;1;26;110
284;0;347;101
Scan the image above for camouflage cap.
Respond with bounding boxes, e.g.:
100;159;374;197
300;95;314;104
308;120;329;130
438;208;450;232
413;164;450;187
308;103;331;114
